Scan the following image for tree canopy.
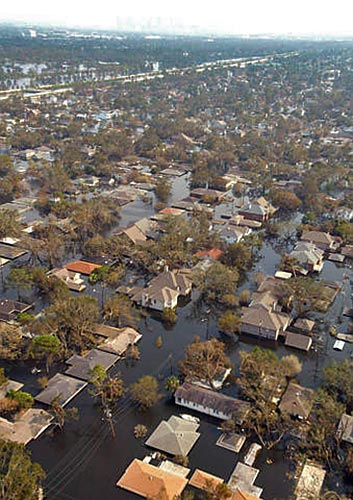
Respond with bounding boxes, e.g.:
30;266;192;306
0;439;45;500
178;338;232;389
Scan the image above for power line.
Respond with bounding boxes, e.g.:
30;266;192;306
44;354;173;497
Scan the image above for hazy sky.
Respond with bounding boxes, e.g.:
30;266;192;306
2;0;353;35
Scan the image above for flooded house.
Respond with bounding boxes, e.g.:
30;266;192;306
175;382;250;421
300;230;340;252
47;267;86;292
238;197;277;223
279;381;314;420
126;267;192;311
294;463;326;500
145;415;200;456
289;241;324;274
117;458;188;499
240;290;291;341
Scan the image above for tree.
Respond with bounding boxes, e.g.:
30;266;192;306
134;424;148;439
161;307;177;324
279;254;301;276
218;311;241;336
164;376;180;394
154;177;171;204
238;347;302;449
49;396;79;431
126;344;140;361
193;261;239;303
0;369;8;387
130;375;161;410
279;277;332;316
222;242;252;272
88;265;110;304
41;295;99;354
281;355;302;379
31;266;70;303
335;220;353;244
155;336;163;348
88;364;124;408
30;335;62;373
6;267;33;299
238;289;251;306
72;197;120;246
304;389;344;465
173;455;189;467
204;481;233;500
103;294;136;328
270;189;301;212
0;209;21;239
34;222;66;268
0;439;45;500
178;338;232;389
0;155;13;176
322;360;353;409
6;390;34;411
0;322;25;360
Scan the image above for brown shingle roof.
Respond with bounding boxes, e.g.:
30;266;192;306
301;230;334;245
175;383;250;421
241;305;290;332
279;382;314;419
123;225;147;245
285;332;312;352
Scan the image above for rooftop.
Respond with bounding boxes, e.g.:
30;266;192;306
64;260;102;275
35;373;87;406
294;463;326;500
189;468;224;491
65;349;119;381
145;415;200;456
279;382;314;420
117;458;188;500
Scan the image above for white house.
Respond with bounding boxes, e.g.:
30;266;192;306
175;383;250;422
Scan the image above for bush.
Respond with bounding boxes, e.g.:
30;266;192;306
218;311;240;335
130;375;162;410
127;344;140;361
164;376;180;394
161;308;177;324
238;289;251;306
173;455;189;467
6;390;34;410
134;424;148;439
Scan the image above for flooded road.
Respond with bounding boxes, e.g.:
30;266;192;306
2;173;351;499
25;241;353;500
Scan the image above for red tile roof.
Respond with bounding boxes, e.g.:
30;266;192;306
194;248;223;260
64;260;102;275
117;459;187;499
159;207;185;216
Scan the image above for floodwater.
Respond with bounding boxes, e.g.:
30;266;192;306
118;173;190;227
26;251;353;500
2;172;352;499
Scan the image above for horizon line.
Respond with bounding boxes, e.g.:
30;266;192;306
1;20;353;41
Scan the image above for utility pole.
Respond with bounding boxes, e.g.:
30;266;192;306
104;407;116;439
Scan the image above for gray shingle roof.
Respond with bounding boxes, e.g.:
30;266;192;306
145;416;200;456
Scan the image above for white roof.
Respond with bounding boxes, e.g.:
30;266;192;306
275;271;292;280
333;340;345;351
0;237;20;245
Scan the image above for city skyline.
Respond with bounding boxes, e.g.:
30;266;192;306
2;0;353;37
